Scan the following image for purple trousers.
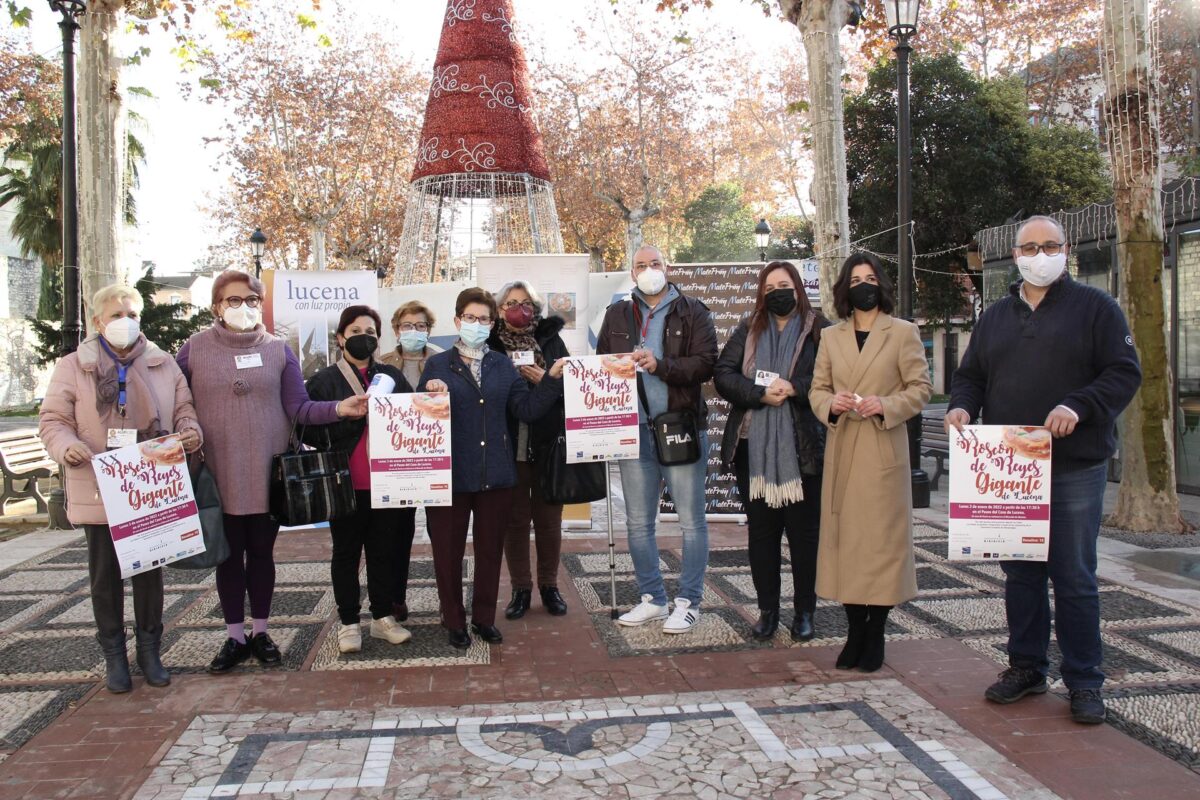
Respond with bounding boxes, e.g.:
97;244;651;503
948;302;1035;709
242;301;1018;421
215;513;280;624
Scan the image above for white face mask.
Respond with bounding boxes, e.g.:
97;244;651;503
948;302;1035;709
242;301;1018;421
635;267;667;296
223;305;261;331
1016;252;1067;287
102;316;140;349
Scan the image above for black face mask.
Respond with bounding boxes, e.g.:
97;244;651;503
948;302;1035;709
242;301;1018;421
344;334;378;361
848;283;880;312
765;288;798;317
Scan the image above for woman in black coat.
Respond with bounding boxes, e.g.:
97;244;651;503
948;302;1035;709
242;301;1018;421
487;281;572;620
305;304;429;656
714;262;828;642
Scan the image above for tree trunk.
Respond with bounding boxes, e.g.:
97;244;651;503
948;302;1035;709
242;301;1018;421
780;0;852;319
1102;0;1187;532
310;224;328;270
625;207;652;268
78;2;128;316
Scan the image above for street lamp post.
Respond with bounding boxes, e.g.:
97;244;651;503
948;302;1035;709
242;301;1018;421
886;0;930;509
249;228;267;278
754;218;771;263
50;0;86;356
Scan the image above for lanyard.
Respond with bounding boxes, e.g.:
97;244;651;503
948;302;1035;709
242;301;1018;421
98;339;128;417
633;303;658;347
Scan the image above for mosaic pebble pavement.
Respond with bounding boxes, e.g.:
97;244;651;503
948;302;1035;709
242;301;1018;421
137;680;1056;799
2;523;1200;778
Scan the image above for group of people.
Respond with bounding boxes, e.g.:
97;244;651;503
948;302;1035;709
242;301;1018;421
39;213;1141;726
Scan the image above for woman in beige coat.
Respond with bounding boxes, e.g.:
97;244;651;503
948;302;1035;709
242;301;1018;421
39;284;203;693
809;253;932;673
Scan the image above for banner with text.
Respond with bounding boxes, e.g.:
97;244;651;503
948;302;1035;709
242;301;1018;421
948;425;1052;562
263;270;379;378
368;392;453;507
92;434;204;578
562;355;639;463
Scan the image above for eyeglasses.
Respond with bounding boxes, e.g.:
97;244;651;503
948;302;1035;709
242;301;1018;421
502;300;535;311
222;295;262;308
397;322;429;332
459;314;492;325
1016;242;1065;257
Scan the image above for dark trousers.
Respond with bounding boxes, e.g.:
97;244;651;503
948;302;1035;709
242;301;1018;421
1002;463;1108;690
503;461;564;590
215;513;280;624
85;525;163;639
734;441;821;612
392;507;417;607
330;491;408;625
425;488;513;629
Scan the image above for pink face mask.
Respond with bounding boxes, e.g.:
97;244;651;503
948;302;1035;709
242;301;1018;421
504;305;535;329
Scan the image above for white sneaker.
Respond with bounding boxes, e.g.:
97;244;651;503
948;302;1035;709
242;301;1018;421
617;594;669;627
370;615;412;645
337;623;362;653
662;598;700;634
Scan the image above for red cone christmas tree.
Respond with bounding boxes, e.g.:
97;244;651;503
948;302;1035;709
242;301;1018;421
395;0;562;283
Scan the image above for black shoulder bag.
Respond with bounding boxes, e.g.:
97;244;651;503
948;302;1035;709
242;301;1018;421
269;418;356;526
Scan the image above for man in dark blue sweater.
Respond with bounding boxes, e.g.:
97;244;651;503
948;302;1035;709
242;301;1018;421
947;216;1142;725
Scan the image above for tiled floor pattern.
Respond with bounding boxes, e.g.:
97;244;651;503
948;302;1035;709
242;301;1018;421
135;680;1057;799
5;523;1200;778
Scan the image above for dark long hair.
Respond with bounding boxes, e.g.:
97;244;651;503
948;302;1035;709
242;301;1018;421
749;261;824;344
831;252;895;319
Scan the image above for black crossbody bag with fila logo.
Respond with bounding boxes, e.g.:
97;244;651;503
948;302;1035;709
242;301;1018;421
624;300;702;466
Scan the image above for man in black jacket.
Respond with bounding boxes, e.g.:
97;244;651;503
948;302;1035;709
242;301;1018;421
947;215;1142;725
597;245;718;635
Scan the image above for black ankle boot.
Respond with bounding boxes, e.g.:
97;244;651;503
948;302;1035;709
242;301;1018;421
751;609;780;641
505;589;532;620
135;625;170;687
835;604;868;669
790;609;815;642
857;605;891;673
97;632;132;693
540;586;568;616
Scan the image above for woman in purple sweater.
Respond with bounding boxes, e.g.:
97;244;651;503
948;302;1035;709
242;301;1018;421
177;271;368;674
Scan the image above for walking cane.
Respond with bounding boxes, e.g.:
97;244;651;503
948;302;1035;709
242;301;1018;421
605;460;619;619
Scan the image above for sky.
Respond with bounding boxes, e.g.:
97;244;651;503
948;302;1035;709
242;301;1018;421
19;0;801;276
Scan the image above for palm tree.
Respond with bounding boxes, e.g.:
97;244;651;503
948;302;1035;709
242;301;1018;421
0;140;63;320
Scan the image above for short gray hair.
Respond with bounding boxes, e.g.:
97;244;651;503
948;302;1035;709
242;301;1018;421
494;280;543;314
1014;215;1066;245
91;284;144;315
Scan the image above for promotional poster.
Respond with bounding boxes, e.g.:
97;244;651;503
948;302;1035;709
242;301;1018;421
262;270;380;378
92;434;204;578
948;425;1052;562
368;392;453;507
562;355;640;463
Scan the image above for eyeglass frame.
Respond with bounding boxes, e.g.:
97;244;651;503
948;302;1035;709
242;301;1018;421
396;322;430;332
458;313;493;325
1014;241;1066;257
220;294;263;309
500;299;536;311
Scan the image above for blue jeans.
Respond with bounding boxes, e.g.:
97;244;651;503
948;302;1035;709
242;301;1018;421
618;424;710;606
1001;462;1107;690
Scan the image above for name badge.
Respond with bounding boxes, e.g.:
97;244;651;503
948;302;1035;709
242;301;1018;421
755;370;779;388
107;428;136;449
235;353;263;370
511;351;535;366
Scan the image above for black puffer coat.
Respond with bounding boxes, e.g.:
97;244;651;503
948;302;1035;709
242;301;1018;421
303;359;413;455
713;317;828;476
486;316;570;463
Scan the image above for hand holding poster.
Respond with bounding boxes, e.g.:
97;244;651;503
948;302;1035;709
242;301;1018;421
92;434;204;578
368;392;453;507
562;355;639;463
948;425;1052;562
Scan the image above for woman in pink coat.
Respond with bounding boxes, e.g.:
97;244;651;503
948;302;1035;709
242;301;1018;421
39;284;203;693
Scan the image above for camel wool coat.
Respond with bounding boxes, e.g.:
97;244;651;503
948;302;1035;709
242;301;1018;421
808;314;932;606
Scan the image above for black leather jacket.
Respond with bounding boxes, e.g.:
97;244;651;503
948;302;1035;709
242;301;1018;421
713;317;827;476
302;360;413;454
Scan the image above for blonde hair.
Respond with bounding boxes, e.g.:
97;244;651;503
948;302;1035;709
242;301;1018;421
391;300;437;330
91;284;144;316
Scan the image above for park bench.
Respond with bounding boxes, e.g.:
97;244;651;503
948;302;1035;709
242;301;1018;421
921;409;950;492
0;428;57;514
